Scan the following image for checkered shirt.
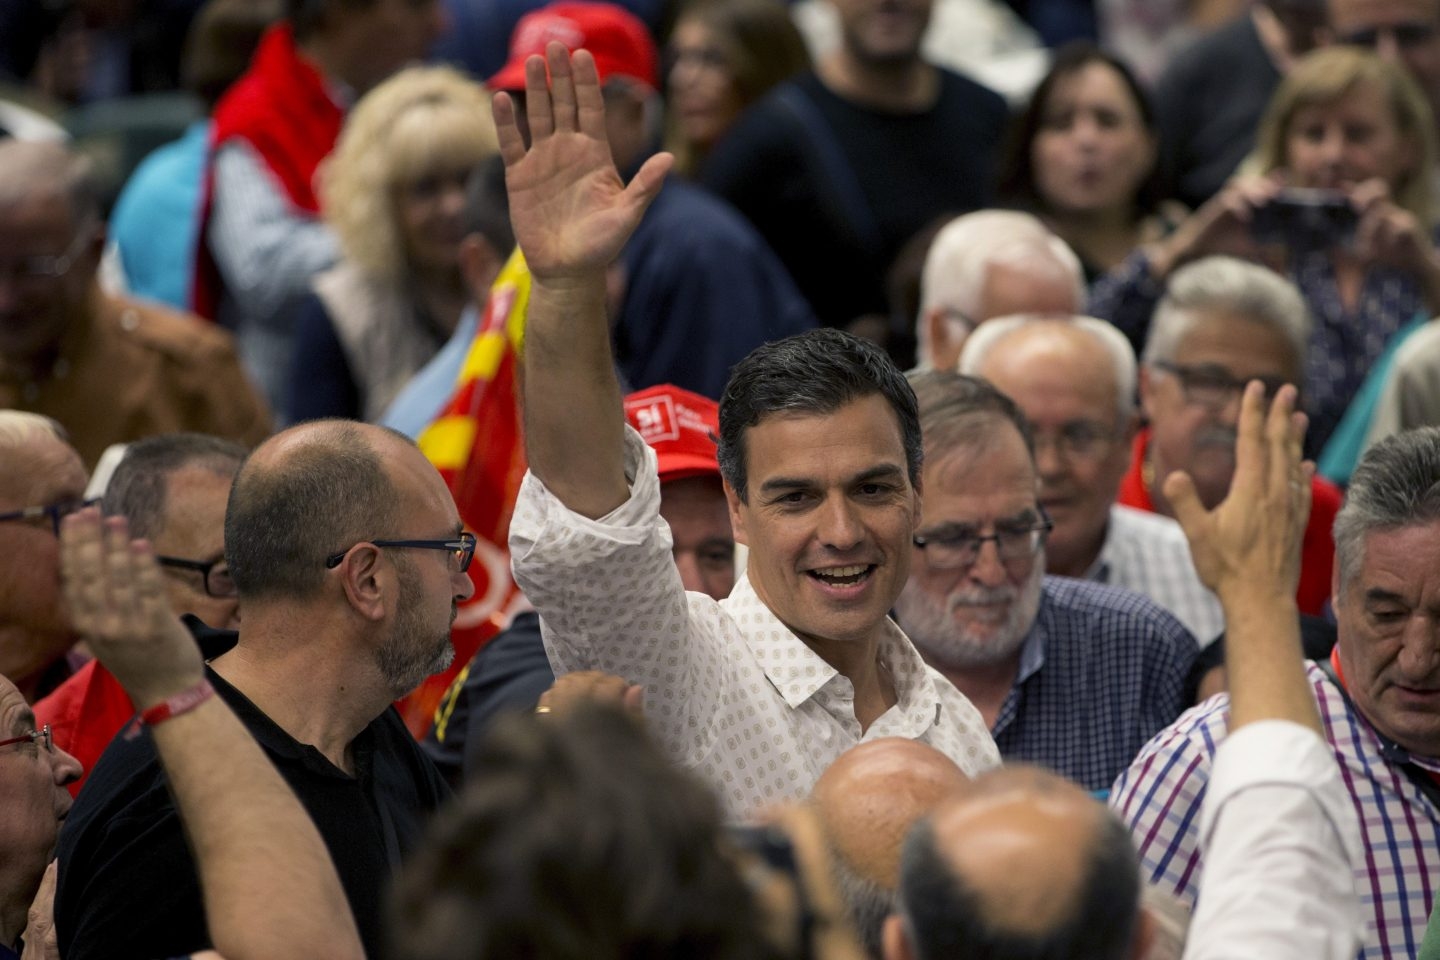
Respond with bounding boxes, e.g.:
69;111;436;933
1111;662;1440;960
994;577;1198;792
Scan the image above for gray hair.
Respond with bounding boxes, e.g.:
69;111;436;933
103;434;248;540
0;412;67;452
958;315;1137;419
917;212;1085;362
1143;256;1310;368
1334;427;1440;587
826;840;895;959
0;140;101;227
906;370;1035;466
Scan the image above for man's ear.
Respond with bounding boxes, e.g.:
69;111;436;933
881;914;916;960
1138;365;1157;422
723;477;749;547
336;544;390;622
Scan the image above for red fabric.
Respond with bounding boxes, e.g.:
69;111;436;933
1119;429;1341;617
33;660;137;798
191;22;344;318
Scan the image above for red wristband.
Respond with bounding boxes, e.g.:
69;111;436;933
124;680;216;739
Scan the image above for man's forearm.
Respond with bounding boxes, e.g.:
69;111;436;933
151;696;364;960
1217;585;1320;735
522;277;630;519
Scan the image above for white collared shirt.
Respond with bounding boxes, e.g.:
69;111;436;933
1089;505;1225;645
509;427;1000;820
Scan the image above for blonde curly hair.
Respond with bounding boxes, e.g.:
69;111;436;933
320;65;498;280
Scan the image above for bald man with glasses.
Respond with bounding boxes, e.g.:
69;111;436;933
55;420;469;960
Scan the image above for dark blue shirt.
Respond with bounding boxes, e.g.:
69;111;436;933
992;577;1198;792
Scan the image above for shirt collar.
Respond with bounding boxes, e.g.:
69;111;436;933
723;574;943;721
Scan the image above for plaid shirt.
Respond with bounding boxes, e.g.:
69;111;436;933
1111;662;1440;960
994;577;1197;792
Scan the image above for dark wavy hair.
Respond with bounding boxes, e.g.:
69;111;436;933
995;42;1163;223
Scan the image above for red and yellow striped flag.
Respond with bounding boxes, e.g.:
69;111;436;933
394;250;531;738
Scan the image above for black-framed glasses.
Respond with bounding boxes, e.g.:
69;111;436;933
912;508;1054;571
1030;419;1119;461
0;497;102;536
0;224;97;284
157;555;237;598
1151;361;1292;412
0;724;53;754
325;532;477;572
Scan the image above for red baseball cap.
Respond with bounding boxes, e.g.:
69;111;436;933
623;384;721;483
488;2;659;93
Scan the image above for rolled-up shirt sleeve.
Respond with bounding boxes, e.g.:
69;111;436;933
509;426;724;756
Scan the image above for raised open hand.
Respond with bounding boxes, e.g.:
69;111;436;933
59;508;205;710
495;42;672;283
1164;381;1310;601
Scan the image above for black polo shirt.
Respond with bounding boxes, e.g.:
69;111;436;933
54;634;450;960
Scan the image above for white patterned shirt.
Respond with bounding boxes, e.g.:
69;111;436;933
1089;505;1225;645
509;427;1001;820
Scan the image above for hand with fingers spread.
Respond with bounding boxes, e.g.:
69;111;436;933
59;508;204;711
1164;381;1311;603
494;42;672;283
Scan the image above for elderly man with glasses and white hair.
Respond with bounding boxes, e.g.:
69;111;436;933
894;371;1197;793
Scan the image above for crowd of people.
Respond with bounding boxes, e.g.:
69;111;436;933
5;0;1440;955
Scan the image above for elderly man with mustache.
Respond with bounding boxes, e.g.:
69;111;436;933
1117;256;1341;617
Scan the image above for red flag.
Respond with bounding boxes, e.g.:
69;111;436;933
394;251;531;738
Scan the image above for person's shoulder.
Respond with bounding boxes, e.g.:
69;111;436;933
934;65;1007;114
1040;577;1198;661
1109;503;1190;543
1041;575;1191;632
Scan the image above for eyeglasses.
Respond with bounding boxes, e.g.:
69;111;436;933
0;497;102;536
1151;361;1292;412
1030;419;1119;461
1338;22;1437;49
0;724;53;754
0;225;96;284
325;532;477;572
912;509;1053;571
157;555;238;598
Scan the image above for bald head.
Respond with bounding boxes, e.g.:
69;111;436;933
962;317;1136;419
892;766;1143;960
225;420;417;601
813;738;969;958
0;140;98;225
814;738;969;889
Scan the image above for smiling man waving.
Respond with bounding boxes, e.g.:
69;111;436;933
503;43;998;819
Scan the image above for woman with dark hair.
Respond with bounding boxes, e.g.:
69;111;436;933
998;42;1181;282
664;0;812;176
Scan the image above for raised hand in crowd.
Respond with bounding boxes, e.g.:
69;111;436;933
58;509;365;960
498;41;671;519
1164;380;1318;732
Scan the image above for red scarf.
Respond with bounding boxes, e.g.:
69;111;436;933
191;22;345;318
